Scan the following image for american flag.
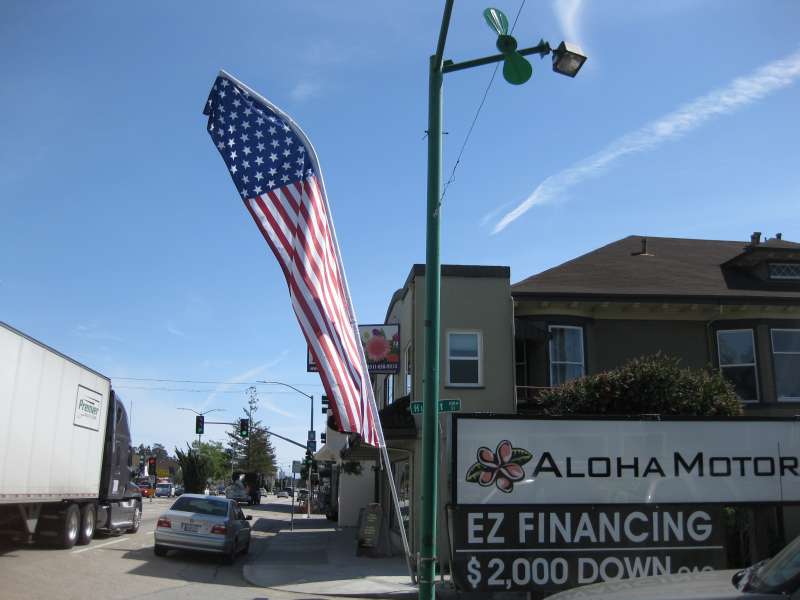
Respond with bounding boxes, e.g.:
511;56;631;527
203;71;383;448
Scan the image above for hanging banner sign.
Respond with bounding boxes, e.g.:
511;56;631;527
448;504;726;594
454;416;800;505
307;324;400;374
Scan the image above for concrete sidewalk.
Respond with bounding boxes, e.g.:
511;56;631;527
243;512;418;598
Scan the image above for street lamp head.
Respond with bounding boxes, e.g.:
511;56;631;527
552;41;587;77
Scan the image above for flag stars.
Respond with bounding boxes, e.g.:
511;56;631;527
242;175;250;184
230;164;238;174
255;172;263;181
283;149;291;158
228;124;236;134
242;160;250;169
240;133;249;143
270;140;279;148
269;152;278;161
268;167;277;176
255;130;263;139
281;174;289;183
257;143;266;152
284;137;293;145
295;157;304;166
282;162;290;170
244;107;252;116
255;156;264;166
243;147;251;156
254;185;262;194
267;179;275;189
233;99;241;108
230;112;238;120
227;138;235;147
268;126;276;135
229;150;237;160
256;117;264;125
242;121;250;130
294;169;303;178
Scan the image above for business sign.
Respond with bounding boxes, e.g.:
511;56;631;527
307;324;400;374
73;385;103;431
454;416;800;505
448;504;726;594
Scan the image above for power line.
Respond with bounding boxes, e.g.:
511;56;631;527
114;385;315;394
439;0;528;206
111;376;322;387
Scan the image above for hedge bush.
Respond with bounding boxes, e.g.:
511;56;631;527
534;353;742;417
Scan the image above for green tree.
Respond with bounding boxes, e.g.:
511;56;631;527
227;388;278;477
191;440;232;481
174;445;211;493
534;353;742;417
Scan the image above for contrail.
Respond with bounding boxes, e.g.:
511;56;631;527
492;48;800;234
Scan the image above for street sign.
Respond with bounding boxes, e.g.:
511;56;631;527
410;398;461;415
292;460;302;473
307;440;317;452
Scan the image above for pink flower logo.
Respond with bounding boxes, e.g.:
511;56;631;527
366;335;390;361
465;440;531;493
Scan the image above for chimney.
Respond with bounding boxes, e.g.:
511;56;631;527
631;237;653;256
776;233;783;240
750;231;761;245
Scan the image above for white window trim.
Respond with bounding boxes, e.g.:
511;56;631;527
548;325;585;386
446;330;483;387
716;329;759;403
772;328;800;402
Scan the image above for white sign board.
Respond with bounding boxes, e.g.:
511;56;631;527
73;385;103;431
292;460;302;474
454;416;800;505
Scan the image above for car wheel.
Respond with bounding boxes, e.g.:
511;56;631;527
77;504;96;545
57;504;81;549
242;537;250;555
222;541;236;564
154;544;167;557
127;503;142;533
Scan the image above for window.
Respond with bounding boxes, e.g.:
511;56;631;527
384;374;394;405
447;331;482;386
769;263;800;280
404;345;412;395
717;329;759;402
515;338;528;386
772;329;800;401
548;326;584;386
391;459;410;535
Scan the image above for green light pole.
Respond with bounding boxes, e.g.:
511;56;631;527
419;4;586;599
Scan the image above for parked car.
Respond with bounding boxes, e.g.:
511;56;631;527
276;490;289;499
545;534;800;600
155;483;174;498
174;485;184;496
154;494;251;563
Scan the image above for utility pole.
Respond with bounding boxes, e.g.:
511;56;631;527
419;4;586;599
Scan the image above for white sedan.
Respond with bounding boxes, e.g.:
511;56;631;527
154;494;251;563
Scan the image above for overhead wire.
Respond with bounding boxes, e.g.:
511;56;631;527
439;0;528;205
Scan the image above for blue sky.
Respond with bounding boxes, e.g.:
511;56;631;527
2;1;799;471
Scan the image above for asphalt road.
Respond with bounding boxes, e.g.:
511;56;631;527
0;496;339;600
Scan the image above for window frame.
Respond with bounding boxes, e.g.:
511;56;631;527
771;328;800;402
548;325;585;386
384;373;395;405
716;328;760;403
404;344;412;395
446;330;483;388
768;263;800;281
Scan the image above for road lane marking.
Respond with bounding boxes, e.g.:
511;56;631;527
71;537;128;554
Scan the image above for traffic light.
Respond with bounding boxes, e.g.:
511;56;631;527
321;395;329;414
148;456;156;474
239;418;250;438
320;433;327;444
195;415;204;434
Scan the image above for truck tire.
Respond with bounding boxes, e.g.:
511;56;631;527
57;504;81;549
77;504;96;545
126;503;142;533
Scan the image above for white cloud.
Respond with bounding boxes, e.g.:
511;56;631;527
492;48;800;234
290;81;322;102
553;0;584;46
166;321;186;337
201;352;289;412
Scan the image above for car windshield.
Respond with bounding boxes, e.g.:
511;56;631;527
156;484;170;490
747;535;800;592
170;497;228;517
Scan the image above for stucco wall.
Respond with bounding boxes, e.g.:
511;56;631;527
338;461;376;528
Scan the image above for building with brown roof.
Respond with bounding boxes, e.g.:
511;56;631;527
513;232;800;411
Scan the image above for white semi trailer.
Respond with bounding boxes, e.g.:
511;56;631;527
0;322;142;548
